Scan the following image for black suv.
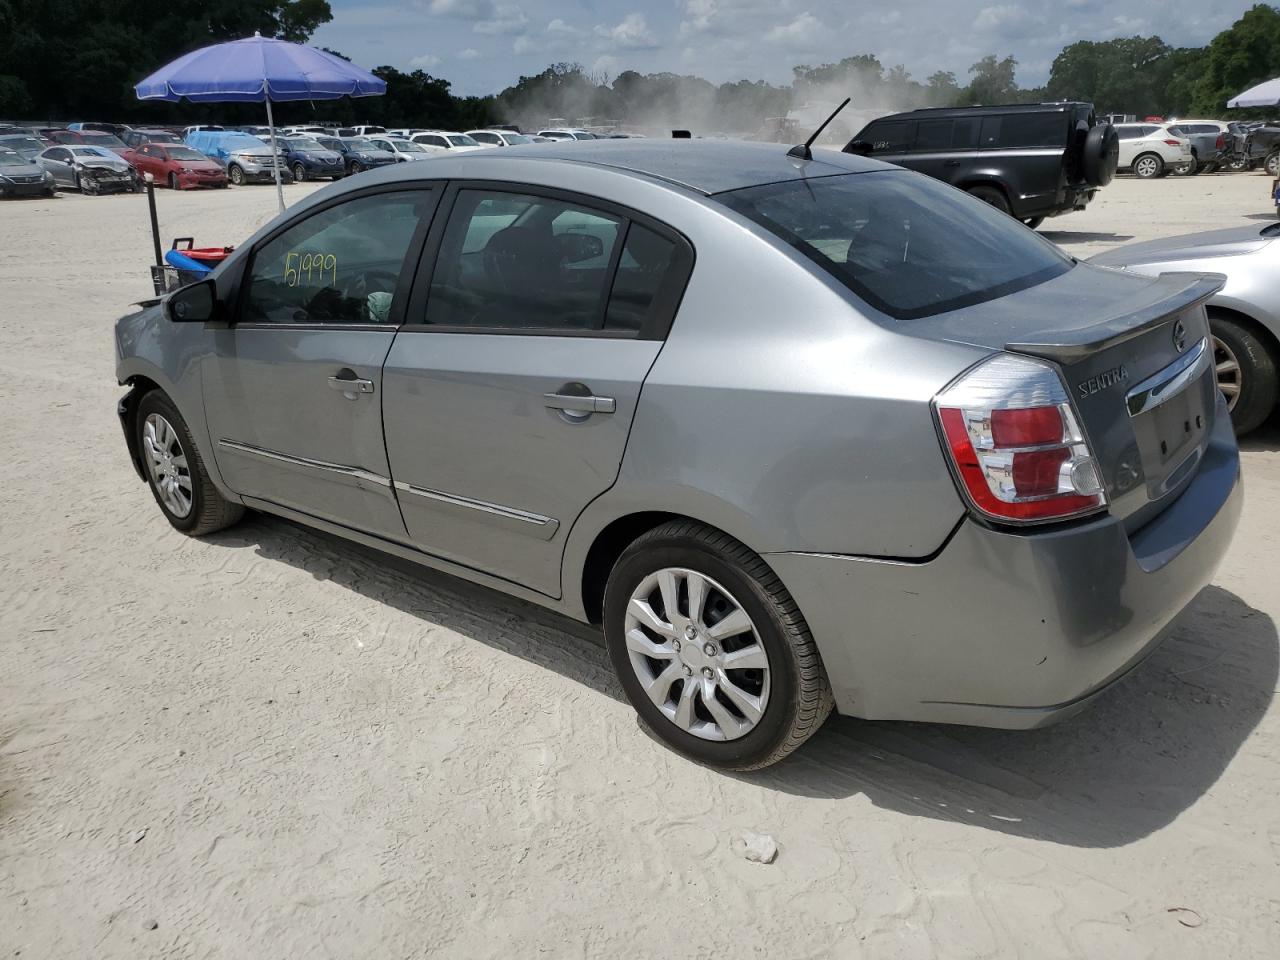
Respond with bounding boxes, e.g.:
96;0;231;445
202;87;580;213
846;102;1118;227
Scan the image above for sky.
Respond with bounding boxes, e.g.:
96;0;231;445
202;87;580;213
311;0;1258;97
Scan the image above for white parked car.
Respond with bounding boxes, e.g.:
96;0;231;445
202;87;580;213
538;129;597;141
350;125;387;137
1114;123;1193;179
466;129;535;148
409;131;486;154
364;136;432;162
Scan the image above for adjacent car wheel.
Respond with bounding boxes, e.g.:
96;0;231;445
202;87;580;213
967;184;1011;215
228;164;245;186
1210;315;1279;435
1133;153;1164;179
1267;151;1280;178
603;521;833;770
1021;216;1045;229
168;172;179;190
350;161;364;174
292;162;307;183
136;390;245;535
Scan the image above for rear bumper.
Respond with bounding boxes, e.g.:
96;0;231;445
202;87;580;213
767;404;1242;728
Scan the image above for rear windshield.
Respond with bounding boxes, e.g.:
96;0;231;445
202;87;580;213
720;171;1073;320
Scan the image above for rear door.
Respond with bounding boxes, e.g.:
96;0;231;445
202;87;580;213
974;112;1067;214
381;183;694;596
905;116;978;185
203;184;440;539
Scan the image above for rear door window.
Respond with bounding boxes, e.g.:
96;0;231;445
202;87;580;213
913;119;954;151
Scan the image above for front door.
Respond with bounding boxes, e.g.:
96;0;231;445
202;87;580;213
906;116;978;186
381;185;693;595
203;185;439;540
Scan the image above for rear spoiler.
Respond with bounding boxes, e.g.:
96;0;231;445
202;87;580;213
1007;272;1225;363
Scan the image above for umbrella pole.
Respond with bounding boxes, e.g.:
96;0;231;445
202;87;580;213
265;96;284;213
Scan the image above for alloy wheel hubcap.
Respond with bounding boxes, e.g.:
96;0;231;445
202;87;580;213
142;413;193;518
623;567;771;741
1213;335;1242;412
1137;158;1157;177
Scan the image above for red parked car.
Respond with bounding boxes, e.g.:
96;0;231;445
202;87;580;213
124;142;228;189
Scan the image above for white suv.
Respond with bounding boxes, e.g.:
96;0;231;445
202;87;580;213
409;131;486;154
466;129;535;148
1114;123;1193;179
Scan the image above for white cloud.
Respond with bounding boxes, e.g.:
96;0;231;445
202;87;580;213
428;0;493;18
765;12;824;47
595;13;660;50
547;18;584;40
458;47;481;60
474;3;528;35
409;52;442;69
592;54;622;78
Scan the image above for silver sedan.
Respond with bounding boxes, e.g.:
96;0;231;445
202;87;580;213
1091;224;1280;434
114;141;1241;769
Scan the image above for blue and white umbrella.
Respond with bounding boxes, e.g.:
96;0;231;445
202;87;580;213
136;33;386;209
1228;77;1280;109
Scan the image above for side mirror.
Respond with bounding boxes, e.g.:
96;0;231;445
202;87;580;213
844;140;874;156
558;233;605;264
165;278;218;323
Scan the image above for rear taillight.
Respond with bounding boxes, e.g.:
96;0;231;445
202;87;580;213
1216;133;1226;149
1164;139;1182;146
934;354;1107;524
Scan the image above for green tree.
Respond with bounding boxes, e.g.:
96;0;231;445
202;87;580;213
959;55;1020;105
1192;4;1280;115
925;71;960;106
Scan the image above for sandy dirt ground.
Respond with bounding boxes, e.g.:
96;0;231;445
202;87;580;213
2;169;1279;960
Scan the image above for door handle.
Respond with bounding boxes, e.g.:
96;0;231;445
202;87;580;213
944;159;962;166
328;374;375;400
544;392;615;414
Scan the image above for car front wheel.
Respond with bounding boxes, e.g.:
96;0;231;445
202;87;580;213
1133;153;1164;179
603;521;833;770
136;390;244;535
228;164;245;185
292;162;306;183
1267;151;1280;177
1211;315;1279;435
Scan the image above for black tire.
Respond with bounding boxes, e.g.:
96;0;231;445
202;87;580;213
1267;151;1280;178
603;521;833;770
168;172;179;190
1133;152;1164;179
1082;123;1119;186
135;390;245;536
1210;315;1279;436
967;184;1011;215
228;164;245;186
1201;161;1218;174
350;161;364;174
1021;216;1045;229
292;162;306;183
1227;157;1249;172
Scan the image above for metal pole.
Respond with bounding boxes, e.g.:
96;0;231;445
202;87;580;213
265;96;284;213
145;174;163;266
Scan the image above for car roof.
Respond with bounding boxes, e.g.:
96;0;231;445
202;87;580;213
873;102;1089;120
455;139;885;195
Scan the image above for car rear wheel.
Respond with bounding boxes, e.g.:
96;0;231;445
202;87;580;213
967;184;1011;215
1201;161;1219;174
603;520;833;770
1267;151;1280;177
1133;153;1164;179
1211;315;1279;435
168;172;179;190
1021;216;1045;229
228;164;245;185
136;390;245;536
292;162;306;183
350;161;364;174
1227;156;1249;172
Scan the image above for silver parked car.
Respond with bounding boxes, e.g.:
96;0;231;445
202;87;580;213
38;145;138;194
1091;224;1280;434
114;142;1242;769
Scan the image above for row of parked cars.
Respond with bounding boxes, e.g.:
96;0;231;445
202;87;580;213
0;120;631;197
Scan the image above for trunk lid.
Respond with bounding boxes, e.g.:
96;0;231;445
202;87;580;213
922;263;1224;526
